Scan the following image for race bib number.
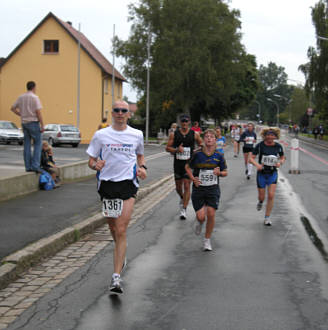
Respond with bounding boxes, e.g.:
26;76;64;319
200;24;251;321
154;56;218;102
262;155;278;166
245;136;255;145
199;169;218;186
102;198;123;218
234;135;240;141
176;147;191;160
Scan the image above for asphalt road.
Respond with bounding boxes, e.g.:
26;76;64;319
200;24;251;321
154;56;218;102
0;144;172;260
7;138;328;330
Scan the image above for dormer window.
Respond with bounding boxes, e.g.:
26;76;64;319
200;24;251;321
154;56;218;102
43;40;59;54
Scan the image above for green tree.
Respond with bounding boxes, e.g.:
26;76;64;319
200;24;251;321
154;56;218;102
285;86;310;125
299;0;328;120
253;62;293;125
115;0;258;132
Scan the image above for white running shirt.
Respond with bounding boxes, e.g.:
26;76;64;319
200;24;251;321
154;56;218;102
86;125;144;185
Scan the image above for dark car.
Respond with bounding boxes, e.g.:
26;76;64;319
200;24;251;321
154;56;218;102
43;124;81;147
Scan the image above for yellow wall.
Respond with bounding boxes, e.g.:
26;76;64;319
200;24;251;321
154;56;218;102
0;16;123;143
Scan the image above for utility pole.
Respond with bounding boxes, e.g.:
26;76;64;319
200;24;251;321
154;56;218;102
111;24;116;105
145;28;151;144
77;23;81;129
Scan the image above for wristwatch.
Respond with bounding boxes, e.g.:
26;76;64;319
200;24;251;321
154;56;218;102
141;165;148;170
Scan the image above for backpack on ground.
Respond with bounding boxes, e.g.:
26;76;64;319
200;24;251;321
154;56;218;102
39;170;55;191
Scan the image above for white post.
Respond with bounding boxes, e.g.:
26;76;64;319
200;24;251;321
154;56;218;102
289;138;300;174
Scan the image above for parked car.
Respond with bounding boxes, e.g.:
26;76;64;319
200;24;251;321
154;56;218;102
0;120;24;145
43;124;81;147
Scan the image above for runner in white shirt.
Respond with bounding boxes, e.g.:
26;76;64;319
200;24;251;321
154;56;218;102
87;100;147;294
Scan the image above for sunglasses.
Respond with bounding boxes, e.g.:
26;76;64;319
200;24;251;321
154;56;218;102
113;108;129;113
181;119;189;123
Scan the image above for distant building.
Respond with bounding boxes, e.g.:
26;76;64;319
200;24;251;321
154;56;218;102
0;12;126;143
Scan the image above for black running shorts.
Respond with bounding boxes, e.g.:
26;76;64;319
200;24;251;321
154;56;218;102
98;179;138;200
191;184;220;211
174;160;190;180
243;146;254;153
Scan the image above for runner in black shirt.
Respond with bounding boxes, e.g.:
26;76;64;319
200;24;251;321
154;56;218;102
166;114;202;220
249;128;285;226
240;123;257;180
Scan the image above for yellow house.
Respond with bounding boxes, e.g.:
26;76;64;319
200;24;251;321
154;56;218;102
0;12;126;143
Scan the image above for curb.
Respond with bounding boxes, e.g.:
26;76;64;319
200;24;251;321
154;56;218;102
0;174;173;290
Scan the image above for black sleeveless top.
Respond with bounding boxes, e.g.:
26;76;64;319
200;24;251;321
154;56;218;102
173;129;195;162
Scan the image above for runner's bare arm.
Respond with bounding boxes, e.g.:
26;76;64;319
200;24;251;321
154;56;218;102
88;156;105;171
249;154;262;170
185;163;200;187
136;154;147;180
276;155;286;168
166;132;177;154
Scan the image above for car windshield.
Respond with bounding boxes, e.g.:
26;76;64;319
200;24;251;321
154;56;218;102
60;125;79;132
0;122;18;129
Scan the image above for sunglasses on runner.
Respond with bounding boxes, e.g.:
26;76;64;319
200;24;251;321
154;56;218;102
181;119;189;123
113;108;129;113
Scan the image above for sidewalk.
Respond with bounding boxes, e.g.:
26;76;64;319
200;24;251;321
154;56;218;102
0;146;172;289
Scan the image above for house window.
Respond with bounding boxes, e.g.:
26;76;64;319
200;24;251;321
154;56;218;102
43;40;59;54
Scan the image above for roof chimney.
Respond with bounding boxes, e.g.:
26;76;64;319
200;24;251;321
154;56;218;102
66;21;72;26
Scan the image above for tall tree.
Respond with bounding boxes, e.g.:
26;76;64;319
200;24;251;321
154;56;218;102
254;62;293;125
114;0;258;131
299;0;328;120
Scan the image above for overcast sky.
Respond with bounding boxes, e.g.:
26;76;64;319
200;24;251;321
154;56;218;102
0;0;319;102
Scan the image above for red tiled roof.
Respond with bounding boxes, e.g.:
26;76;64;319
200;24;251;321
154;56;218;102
0;12;126;81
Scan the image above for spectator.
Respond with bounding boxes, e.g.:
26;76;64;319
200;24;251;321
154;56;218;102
169;122;178;134
11;81;44;173
313;126;319;140
41;141;60;186
319;125;324;140
191;121;202;134
98;118;108;130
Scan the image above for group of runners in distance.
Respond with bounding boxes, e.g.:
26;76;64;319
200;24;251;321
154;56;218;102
87;104;285;295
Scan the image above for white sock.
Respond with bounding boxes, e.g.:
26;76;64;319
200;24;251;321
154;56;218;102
247;163;253;175
112;273;120;278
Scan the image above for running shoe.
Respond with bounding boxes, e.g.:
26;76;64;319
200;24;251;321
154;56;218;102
264;219;272;226
194;220;203;235
245;169;248;175
247;175;250;180
256;201;263;211
180;208;187;220
234;154;237;158
203;238;212;251
109;275;123;294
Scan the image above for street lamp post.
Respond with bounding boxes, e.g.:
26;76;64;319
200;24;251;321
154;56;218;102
267;98;279;127
254;100;261;123
145;28;151;144
317;35;328;41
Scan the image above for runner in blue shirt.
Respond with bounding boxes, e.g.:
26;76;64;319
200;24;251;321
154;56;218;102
185;129;228;251
215;127;226;154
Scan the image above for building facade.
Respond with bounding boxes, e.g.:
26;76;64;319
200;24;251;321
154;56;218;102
0;12;126;143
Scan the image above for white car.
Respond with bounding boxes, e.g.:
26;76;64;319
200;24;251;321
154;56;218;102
0;120;24;145
43;124;81;147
